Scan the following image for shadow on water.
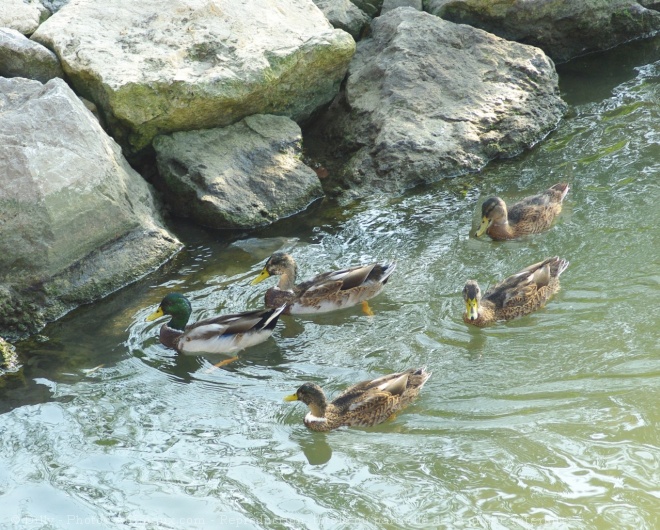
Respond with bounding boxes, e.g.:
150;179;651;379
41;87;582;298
294;432;334;466
557;33;660;105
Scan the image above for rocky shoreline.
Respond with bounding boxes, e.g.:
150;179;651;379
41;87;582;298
1;0;658;344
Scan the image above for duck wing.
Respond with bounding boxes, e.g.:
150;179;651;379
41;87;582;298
185;308;283;340
296;263;377;299
331;371;414;412
301;262;396;295
484;258;555;309
329;374;406;420
508;183;569;223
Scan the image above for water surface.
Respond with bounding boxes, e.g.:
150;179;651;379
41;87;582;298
1;37;660;529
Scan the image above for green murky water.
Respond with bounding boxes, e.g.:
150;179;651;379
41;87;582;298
2;38;660;529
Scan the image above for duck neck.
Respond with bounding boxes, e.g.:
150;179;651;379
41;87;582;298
159;325;184;349
277;267;297;291
488;221;514;239
474;304;496;326
307;401;327;419
167;312;190;331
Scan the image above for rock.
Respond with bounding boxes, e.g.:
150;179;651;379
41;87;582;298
154;115;324;229
425;0;660;63
308;8;566;198
350;0;384;17
312;0;370;38
31;0;356;154
381;0;422;15
41;0;71;14
0;337;20;377
0;77;181;340
0;27;64;83
0;0;50;35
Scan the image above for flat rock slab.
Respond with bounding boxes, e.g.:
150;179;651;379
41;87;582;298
310;8;567;197
0;77;181;339
31;0;356;154
154;114;324;229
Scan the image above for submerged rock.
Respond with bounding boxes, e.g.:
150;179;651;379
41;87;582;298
154;115;324;229
0;0;49;36
0;27;64;83
0;77;181;340
425;0;660;63
309;8;567;198
31;0;356;154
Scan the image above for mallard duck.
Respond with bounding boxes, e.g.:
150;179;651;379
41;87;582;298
463;256;569;327
145;293;285;354
251;252;396;315
475;183;569;240
284;367;431;431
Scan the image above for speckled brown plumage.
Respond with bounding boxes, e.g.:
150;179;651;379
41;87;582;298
475;183;569;240
252;252;396;315
284;368;431;431
463;257;569;327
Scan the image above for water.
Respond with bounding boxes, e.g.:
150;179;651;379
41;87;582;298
2;37;660;529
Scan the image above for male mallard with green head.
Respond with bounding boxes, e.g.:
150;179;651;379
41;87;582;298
146;293;285;354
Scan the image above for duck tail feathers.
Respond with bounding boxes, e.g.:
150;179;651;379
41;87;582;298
259;305;286;331
377;261;397;284
550;257;570;277
551;182;570;201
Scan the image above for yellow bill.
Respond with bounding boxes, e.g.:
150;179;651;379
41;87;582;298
251;269;271;285
475;216;490;238
465;298;479;321
283;393;299;402
145;307;164;321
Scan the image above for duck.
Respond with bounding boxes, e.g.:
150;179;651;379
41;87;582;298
250;252;396;315
462;256;569;327
145;293;285;354
284;367;431;431
475;183;569;240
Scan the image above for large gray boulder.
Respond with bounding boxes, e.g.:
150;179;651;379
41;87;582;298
425;0;660;63
0;0;49;35
0;27;64;83
154;115;324;229
31;0;356;154
309;8;566;198
0;77;181;339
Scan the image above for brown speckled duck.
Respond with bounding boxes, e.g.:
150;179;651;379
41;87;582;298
284;368;431;431
463;257;569;327
475;183;569;240
251;252;396;315
146;293;285;354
